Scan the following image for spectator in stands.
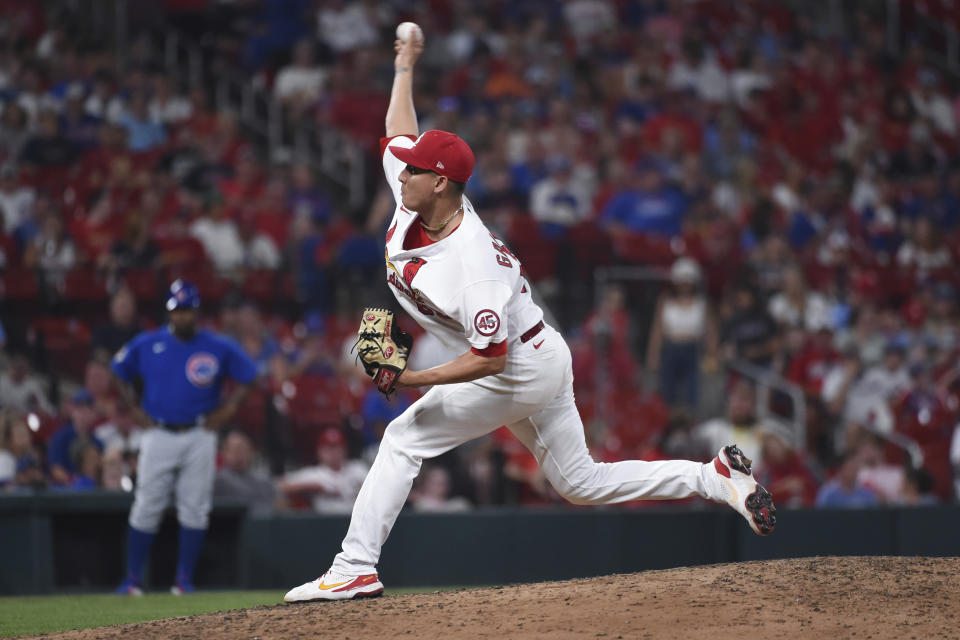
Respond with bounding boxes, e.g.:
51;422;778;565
0;410;45;491
84;70;124;122
91;286;141;361
189;198;244;271
85;358;119;418
646;257;714;409
289;163;331;224
815;447;880;508
46;389;104;486
0;163;35;236
753;421;819;508
99;212;161;277
59;84;101;152
768;264;833;332
409;465;471;513
0;352;54;414
359;386;413;465
599;161;687;238
93;403;143;463
278;427;368;513
719;281;779;369
235;300;284;381
910;68;956;137
693;378;762;463
117;91;166;152
213;430;277;515
834;343;911;450
100;448;130;491
0;103;31;162
237;209;282;269
900;465;939;506
274;39;326;113
20;109;76;167
23;208;77;275
67;440;102;490
529;155;594;233
896;216;953;281
149;74;192;126
316;0;379;54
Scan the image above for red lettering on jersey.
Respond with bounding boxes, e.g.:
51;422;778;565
402;257;427;288
386;270;450;320
495;254;512;268
490;234;526;277
386;222;397;243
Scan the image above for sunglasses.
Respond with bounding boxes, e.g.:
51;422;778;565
405;164;437;176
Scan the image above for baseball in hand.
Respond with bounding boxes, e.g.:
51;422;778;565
395;22;423;43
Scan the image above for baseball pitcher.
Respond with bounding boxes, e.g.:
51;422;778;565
114;279;257;595
284;28;775;603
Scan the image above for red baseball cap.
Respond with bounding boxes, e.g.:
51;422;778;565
392;130;475;183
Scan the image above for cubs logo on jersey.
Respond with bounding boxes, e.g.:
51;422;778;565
185;352;219;387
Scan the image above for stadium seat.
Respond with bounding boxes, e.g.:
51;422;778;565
242;269;279;303
123;268;160;302
32;316;92;379
62;269;108;302
0;268;40;301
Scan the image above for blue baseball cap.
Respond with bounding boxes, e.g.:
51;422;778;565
166;279;201;311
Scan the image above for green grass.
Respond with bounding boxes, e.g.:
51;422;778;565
0;587;462;638
0;591;282;638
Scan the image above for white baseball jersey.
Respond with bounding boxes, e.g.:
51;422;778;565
381;135;543;355
325;134;726;578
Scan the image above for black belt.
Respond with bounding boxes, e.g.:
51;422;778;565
520;320;545;343
157;421;198;432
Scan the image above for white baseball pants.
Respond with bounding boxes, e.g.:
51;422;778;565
129;427;217;532
331;325;718;576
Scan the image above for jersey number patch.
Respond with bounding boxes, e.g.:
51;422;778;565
490;233;527;278
474;309;501;336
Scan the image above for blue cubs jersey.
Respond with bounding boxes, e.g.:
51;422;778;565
112;327;257;424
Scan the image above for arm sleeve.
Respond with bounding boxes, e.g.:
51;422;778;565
224;339;258;384
381;135;417;203
111;336;142;383
454;280;512;350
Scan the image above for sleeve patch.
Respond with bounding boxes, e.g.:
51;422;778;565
473;309;501;337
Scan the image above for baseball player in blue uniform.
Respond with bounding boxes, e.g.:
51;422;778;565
113;280;257;595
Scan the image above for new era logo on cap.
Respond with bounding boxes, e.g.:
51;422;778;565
392;130;474;183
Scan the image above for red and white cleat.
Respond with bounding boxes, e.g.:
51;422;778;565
283;570;384;603
711;445;776;536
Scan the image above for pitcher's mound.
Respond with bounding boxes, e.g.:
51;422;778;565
41;556;960;639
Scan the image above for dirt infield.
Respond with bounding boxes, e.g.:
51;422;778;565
30;556;960;640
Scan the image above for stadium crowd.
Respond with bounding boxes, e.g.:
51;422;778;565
1;0;959;512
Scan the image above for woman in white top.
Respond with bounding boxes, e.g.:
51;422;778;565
647;257;716;409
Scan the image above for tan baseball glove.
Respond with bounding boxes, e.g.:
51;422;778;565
354;308;413;397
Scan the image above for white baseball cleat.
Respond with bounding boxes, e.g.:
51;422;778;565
283;570;384;603
711;445;776;536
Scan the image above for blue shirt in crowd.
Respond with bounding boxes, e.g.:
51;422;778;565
815;481;879;508
600;187;687;236
46;422;103;476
